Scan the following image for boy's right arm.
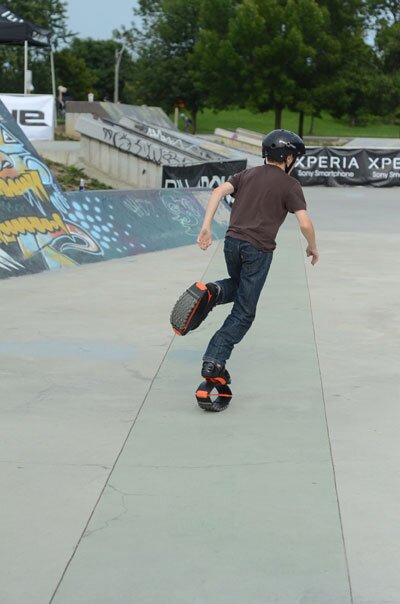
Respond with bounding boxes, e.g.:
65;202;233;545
294;209;319;265
197;182;234;250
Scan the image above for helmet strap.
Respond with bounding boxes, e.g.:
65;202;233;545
285;157;297;173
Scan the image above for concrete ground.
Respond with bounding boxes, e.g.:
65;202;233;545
1;184;400;604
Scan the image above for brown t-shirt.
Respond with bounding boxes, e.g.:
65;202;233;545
226;164;307;251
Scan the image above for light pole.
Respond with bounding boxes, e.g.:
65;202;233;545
114;44;125;103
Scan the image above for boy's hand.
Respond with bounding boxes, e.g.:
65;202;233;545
306;245;319;265
197;227;212;250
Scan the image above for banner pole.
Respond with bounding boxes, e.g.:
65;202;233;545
24;40;28;94
50;48;57;128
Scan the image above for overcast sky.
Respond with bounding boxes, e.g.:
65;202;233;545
66;0;139;39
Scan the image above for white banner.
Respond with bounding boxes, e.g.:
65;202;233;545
0;94;54;141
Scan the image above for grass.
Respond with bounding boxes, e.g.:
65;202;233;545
46;160;111;192
189;108;400;138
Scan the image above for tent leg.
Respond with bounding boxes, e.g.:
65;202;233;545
50;49;57;127
24;40;28;94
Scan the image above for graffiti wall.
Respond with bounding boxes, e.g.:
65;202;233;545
59;188;228;265
0;185;229;280
0;100;78;276
0;100;230;280
118;117;224;162
77;115;218;167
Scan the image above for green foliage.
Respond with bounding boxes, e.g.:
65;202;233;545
53;49;96;99
118;0;400;130
66;39;136;102
116;0;207;128
375;20;400;70
193;0;337;127
305;0;387;126
367;1;400;120
0;47;24;93
367;0;400;23
46;160;111;191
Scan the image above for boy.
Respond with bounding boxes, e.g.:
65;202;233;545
170;129;319;390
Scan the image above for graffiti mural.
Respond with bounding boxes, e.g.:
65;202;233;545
100;122;192;166
78;115;221;167
0;185;228;280
0;100;230;281
0;100;103;277
61;188;229;261
119;118;221;161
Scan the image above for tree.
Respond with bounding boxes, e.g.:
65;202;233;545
279;0;340;136
194;0;341;131
322;37;381;125
116;0;205;132
67;38;136;103
312;0;379;126
194;0;295;128
370;0;400;71
367;1;400;122
191;0;242;110
367;0;400;22
114;0;394;132
52;48;96;100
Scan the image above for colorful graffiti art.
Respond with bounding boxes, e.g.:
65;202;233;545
61;187;229;262
0;100;102;278
0;100;230;281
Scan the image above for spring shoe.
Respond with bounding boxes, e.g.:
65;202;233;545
170;282;219;336
193;282;221;329
201;360;231;385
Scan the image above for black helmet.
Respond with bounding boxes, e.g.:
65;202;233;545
262;129;305;162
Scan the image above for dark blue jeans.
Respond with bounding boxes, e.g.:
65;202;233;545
203;236;273;365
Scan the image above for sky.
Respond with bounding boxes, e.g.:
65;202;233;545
66;0;140;39
66;1;376;44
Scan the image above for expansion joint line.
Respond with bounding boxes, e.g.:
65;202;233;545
298;230;354;604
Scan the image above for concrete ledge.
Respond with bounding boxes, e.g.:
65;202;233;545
32;140;82;167
214;127;261;153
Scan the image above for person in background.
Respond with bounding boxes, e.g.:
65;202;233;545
180;112;193;132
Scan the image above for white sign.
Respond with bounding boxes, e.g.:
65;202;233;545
0;94;54;141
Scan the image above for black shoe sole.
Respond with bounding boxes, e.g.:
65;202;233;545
170;282;209;336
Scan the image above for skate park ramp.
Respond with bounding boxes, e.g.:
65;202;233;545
66;100;247;162
71;101;248;191
0;99;230;279
3;182;400;604
74;110;246;169
66;100;178;132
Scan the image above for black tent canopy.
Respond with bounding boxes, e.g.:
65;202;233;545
0;5;53;95
0;5;51;47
